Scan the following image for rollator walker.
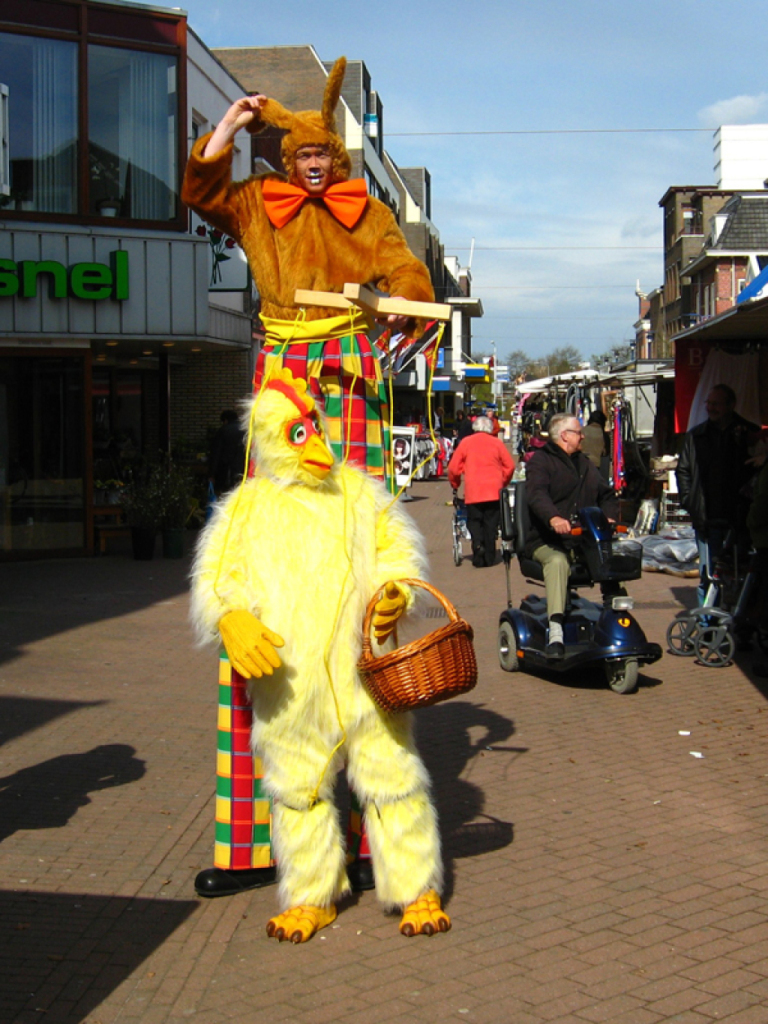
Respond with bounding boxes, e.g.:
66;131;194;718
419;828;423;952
497;481;663;694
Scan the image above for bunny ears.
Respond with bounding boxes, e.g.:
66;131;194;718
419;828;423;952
256;57;352;184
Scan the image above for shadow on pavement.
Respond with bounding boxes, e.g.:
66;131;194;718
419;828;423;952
0;695;105;749
0;743;145;845
0;552;192;667
0;889;197;1024
669;585;699;610
528;665;664;692
416;700;521;900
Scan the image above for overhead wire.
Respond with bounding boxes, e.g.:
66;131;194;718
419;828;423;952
389;127;716;137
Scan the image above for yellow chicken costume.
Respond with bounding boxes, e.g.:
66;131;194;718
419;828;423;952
190;371;449;942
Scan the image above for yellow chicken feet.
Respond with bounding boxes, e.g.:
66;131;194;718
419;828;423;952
399;890;451;937
266;903;337;943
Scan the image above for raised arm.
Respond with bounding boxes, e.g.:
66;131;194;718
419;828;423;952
203;95;267;158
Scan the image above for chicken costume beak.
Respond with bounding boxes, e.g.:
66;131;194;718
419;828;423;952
301;433;334;480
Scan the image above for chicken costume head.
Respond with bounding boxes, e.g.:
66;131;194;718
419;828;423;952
250;369;334;486
253;56;352;185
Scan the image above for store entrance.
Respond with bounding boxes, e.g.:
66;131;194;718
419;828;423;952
0;353;86;555
92;368;145;489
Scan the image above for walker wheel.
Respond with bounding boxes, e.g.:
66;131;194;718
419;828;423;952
666;617;698;657
694;627;734;668
452;528;462;566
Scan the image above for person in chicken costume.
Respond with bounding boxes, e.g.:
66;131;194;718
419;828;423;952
181;58;436;901
190;368;450;942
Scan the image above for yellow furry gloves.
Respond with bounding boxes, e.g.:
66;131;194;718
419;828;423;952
218;609;284;679
371;581;408;644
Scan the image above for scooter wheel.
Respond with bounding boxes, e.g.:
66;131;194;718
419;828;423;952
605;657;639;694
666;617;698;657
498;621;519;673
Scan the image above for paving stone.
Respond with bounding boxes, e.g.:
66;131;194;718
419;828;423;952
3;475;768;1024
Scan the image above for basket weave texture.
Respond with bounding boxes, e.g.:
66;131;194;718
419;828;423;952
358;578;477;712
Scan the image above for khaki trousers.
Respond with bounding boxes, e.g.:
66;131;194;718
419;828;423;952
532;544;572;618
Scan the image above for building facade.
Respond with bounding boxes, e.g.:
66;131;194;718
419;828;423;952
0;0;255;559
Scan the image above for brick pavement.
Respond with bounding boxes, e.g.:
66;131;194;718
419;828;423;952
2;477;768;1024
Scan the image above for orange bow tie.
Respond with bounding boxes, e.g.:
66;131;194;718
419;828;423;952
262;179;368;230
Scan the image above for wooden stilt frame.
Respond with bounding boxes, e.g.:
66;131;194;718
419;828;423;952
294;284;452;322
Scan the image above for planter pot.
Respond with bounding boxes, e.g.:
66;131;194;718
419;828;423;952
131;526;157;560
162;527;185;559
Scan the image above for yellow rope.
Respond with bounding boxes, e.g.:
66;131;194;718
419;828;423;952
308;470;354;807
385;331;396;493
213;309;306;601
340;308;359;469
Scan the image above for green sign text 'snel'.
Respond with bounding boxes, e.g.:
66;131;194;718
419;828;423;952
0;251;129;301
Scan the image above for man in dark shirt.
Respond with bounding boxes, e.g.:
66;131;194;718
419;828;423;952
676;384;759;605
526;412;619;657
209;410;246;496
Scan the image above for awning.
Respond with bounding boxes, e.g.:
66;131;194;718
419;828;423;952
674;293;768;343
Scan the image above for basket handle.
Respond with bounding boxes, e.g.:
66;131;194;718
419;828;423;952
360;578;461;660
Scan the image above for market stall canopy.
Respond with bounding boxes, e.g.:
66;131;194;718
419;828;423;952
676;292;768;343
673;294;768;430
515;369;603;393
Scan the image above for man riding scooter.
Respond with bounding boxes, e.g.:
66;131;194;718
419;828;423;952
525;412;623;658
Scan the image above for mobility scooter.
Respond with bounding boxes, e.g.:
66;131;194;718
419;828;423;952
497;480;662;694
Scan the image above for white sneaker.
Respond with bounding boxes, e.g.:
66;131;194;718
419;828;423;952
546;620;564;659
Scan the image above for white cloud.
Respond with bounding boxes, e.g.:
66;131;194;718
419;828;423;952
621;216;660;240
697;93;768;126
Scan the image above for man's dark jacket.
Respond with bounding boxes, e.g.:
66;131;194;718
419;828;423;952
676;412;758;537
525;441;619;555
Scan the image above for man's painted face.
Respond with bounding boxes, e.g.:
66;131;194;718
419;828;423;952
294;145;333;195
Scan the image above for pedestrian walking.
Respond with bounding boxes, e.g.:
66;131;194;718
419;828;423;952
448;415;514;567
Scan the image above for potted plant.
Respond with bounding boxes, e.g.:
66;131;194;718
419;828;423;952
159;460;196;559
122;461;165;560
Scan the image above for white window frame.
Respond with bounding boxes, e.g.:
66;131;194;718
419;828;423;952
0;83;9;197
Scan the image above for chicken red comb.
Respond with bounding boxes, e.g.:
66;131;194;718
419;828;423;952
263;368;314;417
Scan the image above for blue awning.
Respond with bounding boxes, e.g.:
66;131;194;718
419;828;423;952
737;265;768;305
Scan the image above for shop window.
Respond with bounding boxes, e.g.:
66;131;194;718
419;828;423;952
0;32;78;214
92;368;143;479
0;355;85;553
88;45;178;220
1;83;9;196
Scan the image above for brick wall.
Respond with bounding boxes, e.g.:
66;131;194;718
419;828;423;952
170;350;253;454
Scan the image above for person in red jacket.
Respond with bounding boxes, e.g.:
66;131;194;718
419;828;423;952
448;416;515;567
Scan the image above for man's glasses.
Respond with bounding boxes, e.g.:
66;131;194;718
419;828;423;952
563;428;584;437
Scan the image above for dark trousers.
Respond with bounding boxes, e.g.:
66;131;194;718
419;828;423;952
467;501;500;567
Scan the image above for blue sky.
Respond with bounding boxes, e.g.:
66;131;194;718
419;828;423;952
175;0;768;363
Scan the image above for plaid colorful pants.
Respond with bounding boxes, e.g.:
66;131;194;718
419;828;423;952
213;329;386;871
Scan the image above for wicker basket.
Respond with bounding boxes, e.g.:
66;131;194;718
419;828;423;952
358;578;477;712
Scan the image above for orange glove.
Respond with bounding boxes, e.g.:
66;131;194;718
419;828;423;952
371;582;407;645
219;609;284;679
